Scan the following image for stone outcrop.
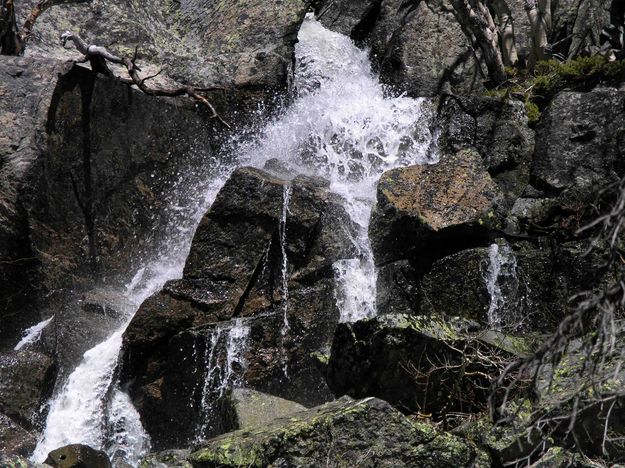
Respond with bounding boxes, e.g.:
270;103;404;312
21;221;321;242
370;0;485;96
121;167;358;449
16;0;309;93
370;149;504;266
186;397;489;467
532;90;625;194
229;388;306;430
0;413;37;458
437;95;535;206
327;314;531;417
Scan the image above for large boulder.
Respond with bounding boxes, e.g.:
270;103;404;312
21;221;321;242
314;0;381;39
121;167;358;449
532;90;625;194
0;350;56;428
370;149;505;266
44;444;112;468
229;388;306;430
186;397;490;467
437;95;535;206
327;314;531;417
369;0;485;96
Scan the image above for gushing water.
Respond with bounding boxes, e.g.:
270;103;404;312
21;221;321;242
236;15;438;321
31;14;438;466
14;315;54;351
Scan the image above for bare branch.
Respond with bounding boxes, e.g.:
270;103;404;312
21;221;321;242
60;31;230;128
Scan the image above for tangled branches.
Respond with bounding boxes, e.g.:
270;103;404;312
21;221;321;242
59;31;230;127
490;176;625;464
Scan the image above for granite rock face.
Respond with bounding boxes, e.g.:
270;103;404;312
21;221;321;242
370;149;504;266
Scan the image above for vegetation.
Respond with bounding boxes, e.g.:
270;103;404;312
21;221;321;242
486;55;625;125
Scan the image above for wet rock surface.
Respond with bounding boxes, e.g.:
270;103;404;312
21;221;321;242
0;351;56;429
122;167;358;449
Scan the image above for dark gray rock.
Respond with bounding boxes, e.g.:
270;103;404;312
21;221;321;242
121;167;358;450
0;350;56;428
437;95;535;206
370;0;485;96
532;90;625;194
327;314;532;417
0;413;37;457
187;397;490;467
44;444;112;468
315;0;381;39
16;0;309;94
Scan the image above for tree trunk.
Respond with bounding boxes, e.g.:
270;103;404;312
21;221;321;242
492;0;518;67
525;0;552;66
450;0;507;84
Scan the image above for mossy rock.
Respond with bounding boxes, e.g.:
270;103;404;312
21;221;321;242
188;397;489;467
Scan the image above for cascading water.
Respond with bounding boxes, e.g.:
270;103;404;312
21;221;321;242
195;319;250;442
484;242;520;331
14;315;54;351
31;14;438;466
235;15;438;322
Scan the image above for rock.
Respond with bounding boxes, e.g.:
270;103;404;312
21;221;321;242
0;56;65;350
327;314;531;417
0;350;56;428
16;0;308;94
369;149;504;266
187;397;489;467
370;0;485;96
44;444;112;468
437;95;534;206
230;388;306;430
140;450;192;468
532;91;625;194
121;167;358;449
314;0;381;39
0;413;37;457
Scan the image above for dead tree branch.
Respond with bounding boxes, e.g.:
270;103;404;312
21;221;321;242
60;31;230;128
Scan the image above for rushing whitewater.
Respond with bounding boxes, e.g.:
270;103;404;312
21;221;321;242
32;15;437;466
485;243;521;331
237;15;438;321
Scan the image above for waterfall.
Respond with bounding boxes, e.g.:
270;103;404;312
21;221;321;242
31;13;438;466
236;14;438;321
195;319;250;442
485;243;520;331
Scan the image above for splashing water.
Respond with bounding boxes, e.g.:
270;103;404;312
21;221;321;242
236;15;438;321
195;319;250;442
14;315;54;351
32;14;438;466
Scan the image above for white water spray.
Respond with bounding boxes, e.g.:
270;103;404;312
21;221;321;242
32;14;438;466
237;15;438;322
195;319;250;442
14;315;54;351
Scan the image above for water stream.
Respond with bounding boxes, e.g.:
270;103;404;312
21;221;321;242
31;14;438;466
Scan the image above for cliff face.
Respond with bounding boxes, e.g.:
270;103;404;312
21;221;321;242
2;0;625;466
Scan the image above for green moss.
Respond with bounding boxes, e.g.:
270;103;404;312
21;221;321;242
486;56;625;126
